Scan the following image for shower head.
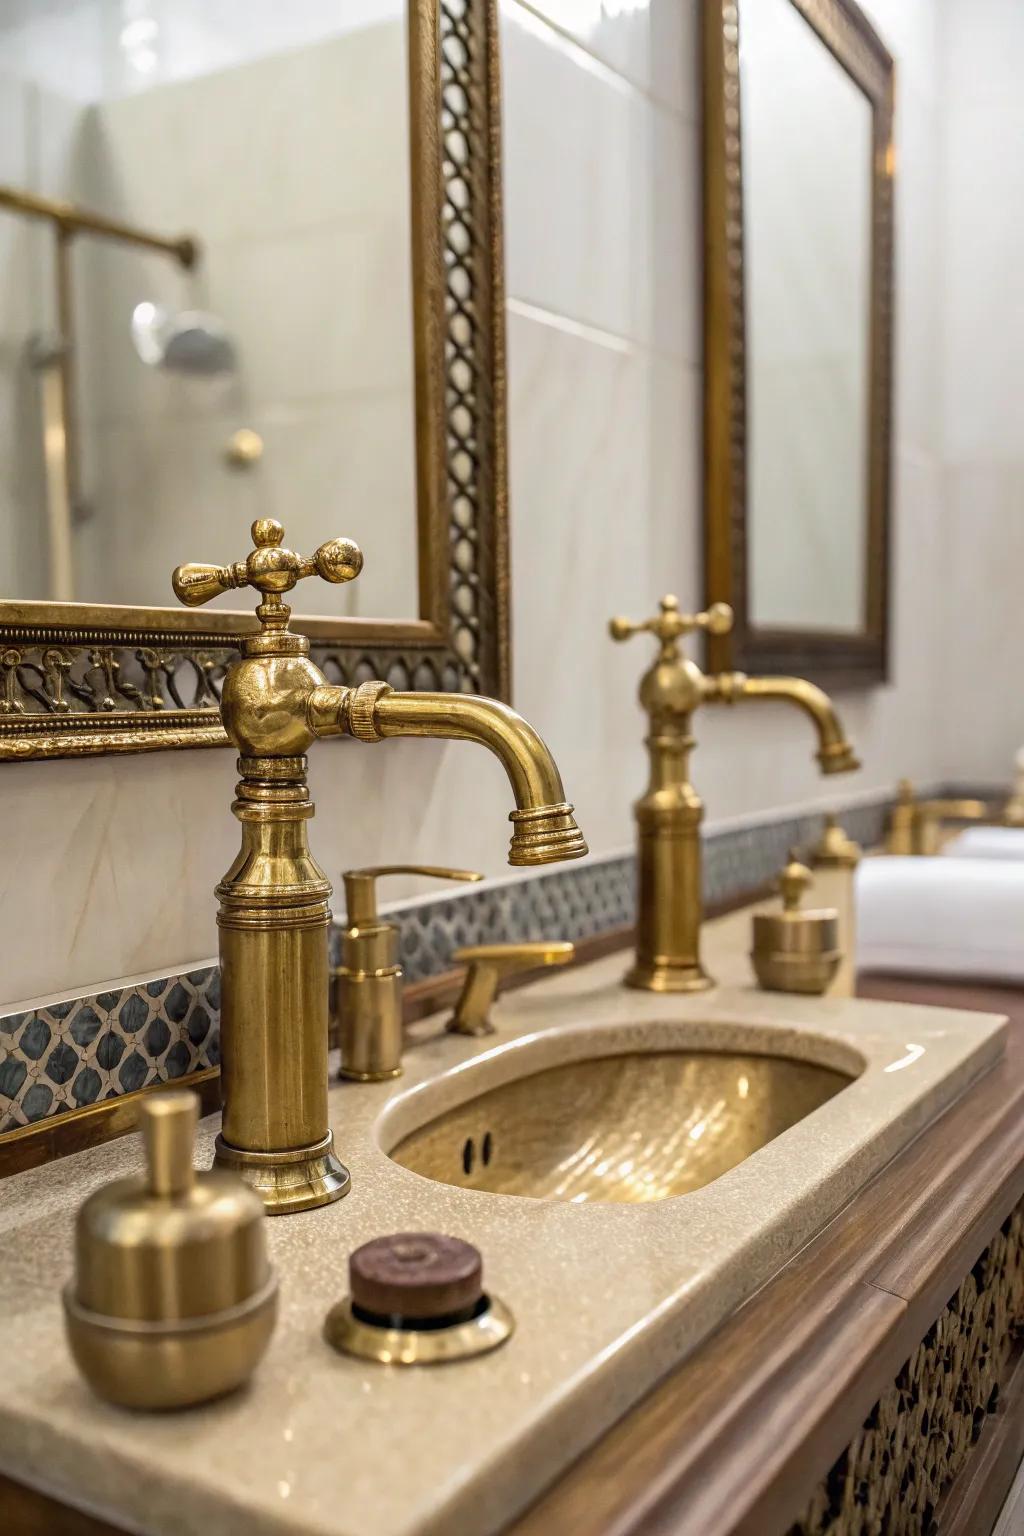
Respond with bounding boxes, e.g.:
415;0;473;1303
131;301;235;376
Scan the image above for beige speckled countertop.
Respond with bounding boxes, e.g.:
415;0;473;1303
0;907;1007;1536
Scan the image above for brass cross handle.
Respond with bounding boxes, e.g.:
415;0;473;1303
609;595;733;654
172;517;363;624
447;941;575;1036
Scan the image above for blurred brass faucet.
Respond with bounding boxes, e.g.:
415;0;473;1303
610;596;859;992
886;778;989;855
172;519;586;1214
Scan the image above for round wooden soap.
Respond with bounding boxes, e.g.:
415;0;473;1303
349;1232;484;1322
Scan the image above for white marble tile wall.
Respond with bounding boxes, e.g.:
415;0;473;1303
937;0;1024;784
70;20;419;618
0;72;82;601
0;0;1004;1003
0;1;106;103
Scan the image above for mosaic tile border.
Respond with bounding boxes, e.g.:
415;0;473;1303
0;969;220;1133
0;786;993;1134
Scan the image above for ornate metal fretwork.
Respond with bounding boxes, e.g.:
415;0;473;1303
436;0;508;697
792;1203;1024;1535
0;627;467;758
0;0;508;763
0;630;230;718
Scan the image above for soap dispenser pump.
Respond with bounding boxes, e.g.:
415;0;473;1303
63;1090;277;1410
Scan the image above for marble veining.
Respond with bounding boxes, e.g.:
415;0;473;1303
0;915;1007;1536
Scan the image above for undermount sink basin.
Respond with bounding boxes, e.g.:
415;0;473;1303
389;1049;853;1203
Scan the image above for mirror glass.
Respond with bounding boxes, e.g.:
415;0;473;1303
0;0;416;619
742;0;872;634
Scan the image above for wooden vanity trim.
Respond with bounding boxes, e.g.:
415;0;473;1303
2;1474;124;1536
504;1021;1024;1536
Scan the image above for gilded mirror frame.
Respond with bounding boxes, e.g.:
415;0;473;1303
702;0;894;687
0;0;509;762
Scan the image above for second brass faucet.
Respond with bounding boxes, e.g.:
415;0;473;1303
610;596;859;992
886;778;990;855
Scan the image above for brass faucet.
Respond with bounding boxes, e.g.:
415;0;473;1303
173;519;587;1214
885;778;989;855
610;596;859;992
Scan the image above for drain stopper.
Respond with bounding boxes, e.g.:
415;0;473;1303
350;1232;484;1324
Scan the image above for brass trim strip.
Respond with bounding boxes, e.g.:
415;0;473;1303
0;1067;221;1180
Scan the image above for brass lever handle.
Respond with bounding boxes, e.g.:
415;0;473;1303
447;941;575;1036
342;865;482;928
609;594;732;653
172;517;362;617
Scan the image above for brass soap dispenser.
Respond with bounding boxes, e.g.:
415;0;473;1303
63;1091;277;1410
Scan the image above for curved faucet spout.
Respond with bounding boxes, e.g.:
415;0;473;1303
705;673;860;775
309;683;588;867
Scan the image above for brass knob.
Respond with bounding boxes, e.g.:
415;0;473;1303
447;941;575;1036
63;1090;277;1410
609;595;734;653
172;517;362;619
225;427;264;468
779;852;813;911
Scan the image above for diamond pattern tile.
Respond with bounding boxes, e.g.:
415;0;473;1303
0;966;219;1133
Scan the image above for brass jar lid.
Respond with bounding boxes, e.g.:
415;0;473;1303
751;856;841;996
64;1091;278;1409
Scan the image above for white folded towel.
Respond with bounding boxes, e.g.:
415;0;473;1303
941;827;1024;862
856;855;1024;983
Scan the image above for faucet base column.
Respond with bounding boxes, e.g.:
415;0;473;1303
213;1132;351;1216
624;959;713;993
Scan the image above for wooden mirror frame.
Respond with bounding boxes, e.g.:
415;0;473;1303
702;0;895;687
0;0;509;763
